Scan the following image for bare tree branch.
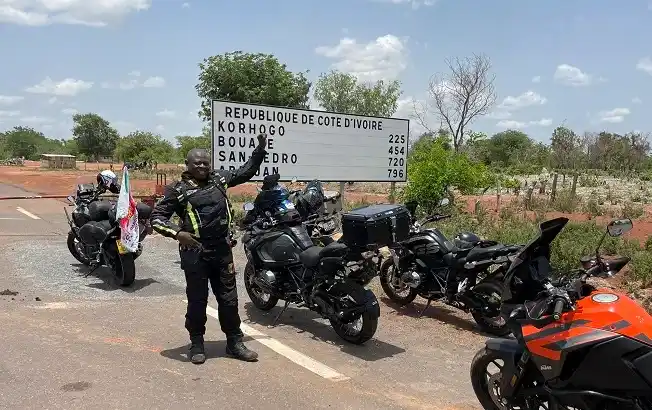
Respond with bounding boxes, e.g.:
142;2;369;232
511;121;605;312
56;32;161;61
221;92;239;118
414;54;497;151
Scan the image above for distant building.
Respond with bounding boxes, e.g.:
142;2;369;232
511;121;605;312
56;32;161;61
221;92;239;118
40;154;76;169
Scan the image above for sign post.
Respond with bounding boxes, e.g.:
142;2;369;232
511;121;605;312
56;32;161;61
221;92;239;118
210;100;410;186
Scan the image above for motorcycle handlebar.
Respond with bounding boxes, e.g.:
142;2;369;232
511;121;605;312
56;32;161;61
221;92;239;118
552;297;565;320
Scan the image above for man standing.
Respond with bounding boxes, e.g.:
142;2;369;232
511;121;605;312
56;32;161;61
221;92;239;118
150;133;267;364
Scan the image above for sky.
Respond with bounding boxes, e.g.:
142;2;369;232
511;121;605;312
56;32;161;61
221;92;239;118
1;0;652;144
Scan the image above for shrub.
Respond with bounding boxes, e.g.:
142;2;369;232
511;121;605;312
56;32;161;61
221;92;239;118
402;136;490;213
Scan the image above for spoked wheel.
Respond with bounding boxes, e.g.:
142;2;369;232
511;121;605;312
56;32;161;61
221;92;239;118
470;348;582;410
379;259;418;305
327;282;378;345
471;280;510;336
243;262;279;311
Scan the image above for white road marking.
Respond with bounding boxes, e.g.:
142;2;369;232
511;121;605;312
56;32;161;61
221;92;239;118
0;217;24;220
186;300;350;382
16;207;40;220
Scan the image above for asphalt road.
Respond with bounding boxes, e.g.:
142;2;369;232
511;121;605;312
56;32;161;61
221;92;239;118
0;182;488;410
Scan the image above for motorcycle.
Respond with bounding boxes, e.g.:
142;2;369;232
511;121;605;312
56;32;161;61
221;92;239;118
63;182;152;287
379;198;522;336
239;175;410;344
470;217;652;410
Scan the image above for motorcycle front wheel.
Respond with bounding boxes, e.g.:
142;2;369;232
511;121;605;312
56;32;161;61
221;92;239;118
113;252;136;287
328;282;378;345
243;262;279;311
67;230;91;266
470;280;510;336
379;258;418;305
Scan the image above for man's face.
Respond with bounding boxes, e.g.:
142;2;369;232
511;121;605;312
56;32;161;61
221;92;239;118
186;151;210;180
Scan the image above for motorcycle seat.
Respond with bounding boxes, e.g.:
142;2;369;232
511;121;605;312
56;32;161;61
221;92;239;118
465;244;507;262
299;242;348;268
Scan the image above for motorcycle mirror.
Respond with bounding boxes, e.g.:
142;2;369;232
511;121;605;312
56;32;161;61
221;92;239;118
243;202;254;212
439;198;450;207
66;195;75;204
607;218;633;237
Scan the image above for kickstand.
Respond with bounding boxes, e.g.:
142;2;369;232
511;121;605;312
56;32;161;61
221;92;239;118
418;298;433;318
83;264;99;278
269;300;290;328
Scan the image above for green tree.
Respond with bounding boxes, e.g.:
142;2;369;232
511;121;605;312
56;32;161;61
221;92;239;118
72;113;120;161
176;126;211;159
551;126;582;170
487;130;532;167
195;51;311;122
2;126;43;159
114;130;176;163
313;70;402;117
402;137;489;212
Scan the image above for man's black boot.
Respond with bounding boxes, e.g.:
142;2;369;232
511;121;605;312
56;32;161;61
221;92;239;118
225;340;258;362
189;336;206;364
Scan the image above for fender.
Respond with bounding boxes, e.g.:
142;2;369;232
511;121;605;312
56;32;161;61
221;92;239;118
485;338;530;399
486;337;522;354
361;288;381;318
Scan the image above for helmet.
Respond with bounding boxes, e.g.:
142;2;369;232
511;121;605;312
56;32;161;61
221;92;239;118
96;170;119;194
453;231;481;249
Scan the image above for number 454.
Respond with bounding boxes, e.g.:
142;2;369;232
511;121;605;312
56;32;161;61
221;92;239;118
388;169;404;178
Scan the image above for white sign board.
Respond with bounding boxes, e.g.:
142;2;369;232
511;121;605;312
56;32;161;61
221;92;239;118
211;100;409;182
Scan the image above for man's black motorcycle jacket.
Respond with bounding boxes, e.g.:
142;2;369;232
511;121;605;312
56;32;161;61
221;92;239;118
150;146;266;247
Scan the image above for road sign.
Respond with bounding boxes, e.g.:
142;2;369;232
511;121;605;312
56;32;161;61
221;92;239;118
211;100;409;182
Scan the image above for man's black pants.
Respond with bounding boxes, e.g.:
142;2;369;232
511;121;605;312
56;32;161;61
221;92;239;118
179;246;243;342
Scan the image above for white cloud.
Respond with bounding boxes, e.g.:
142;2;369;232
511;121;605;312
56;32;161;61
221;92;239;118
487;111;512;120
143;76;165;88
0;0;151;27
636;57;652;75
25;77;93;96
633;97;642;104
496;118;552;129
531;76;541;83
61;108;78;115
553;64;593;86
181;2;189;7
102;73;165;90
155;124;165;132
48;97;58;104
20;116;53;124
598;107;630;123
498;91;547;110
0;95;24;105
315;34;408;82
0;110;20;117
156;109;175;118
372;0;437;9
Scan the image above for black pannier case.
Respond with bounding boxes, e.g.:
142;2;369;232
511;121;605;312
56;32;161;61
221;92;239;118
341;204;410;248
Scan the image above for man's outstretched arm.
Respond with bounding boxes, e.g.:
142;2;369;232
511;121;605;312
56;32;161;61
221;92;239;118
221;133;268;188
150;184;182;239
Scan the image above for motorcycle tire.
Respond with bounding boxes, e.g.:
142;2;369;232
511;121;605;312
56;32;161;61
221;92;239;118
470;347;511;410
379;258;418;305
114;252;136;287
328;282;379;345
243;262;279;311
470;280;510;336
67;230;92;266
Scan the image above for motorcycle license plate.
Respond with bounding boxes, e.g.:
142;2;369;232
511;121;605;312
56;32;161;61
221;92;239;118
116;239;128;254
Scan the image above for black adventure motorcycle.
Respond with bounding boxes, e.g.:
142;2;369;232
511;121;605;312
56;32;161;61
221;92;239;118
379;199;522;335
64;182;152;286
239;175;410;344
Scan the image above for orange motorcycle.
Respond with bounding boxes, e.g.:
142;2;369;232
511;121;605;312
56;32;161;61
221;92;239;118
470;217;652;409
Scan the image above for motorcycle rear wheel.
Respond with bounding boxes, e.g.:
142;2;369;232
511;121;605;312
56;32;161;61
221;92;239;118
244;262;279;311
328;282;378;345
471;280;510;336
114;252;136;287
67;230;91;266
379;259;418;305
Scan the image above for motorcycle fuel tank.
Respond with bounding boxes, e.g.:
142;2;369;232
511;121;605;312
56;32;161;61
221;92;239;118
403;228;455;265
254;225;314;268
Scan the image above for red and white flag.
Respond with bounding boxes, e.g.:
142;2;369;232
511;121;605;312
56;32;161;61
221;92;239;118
115;165;139;252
